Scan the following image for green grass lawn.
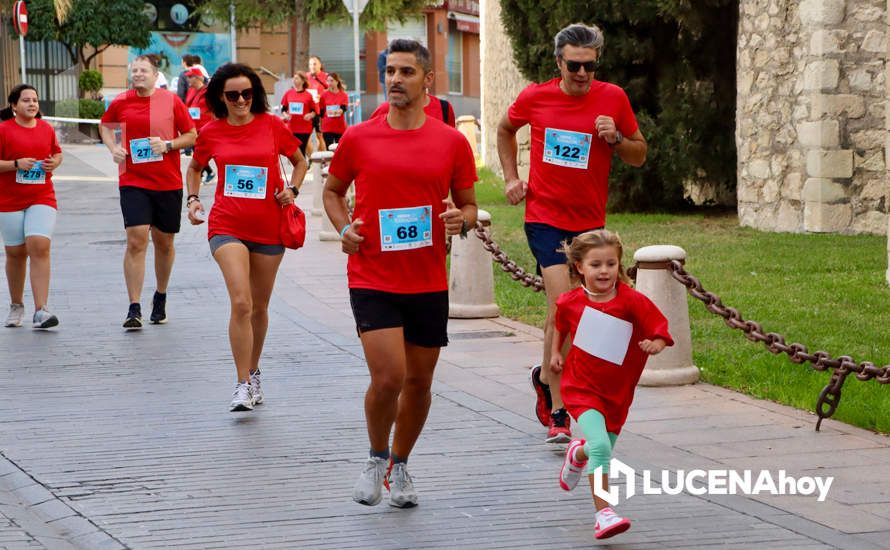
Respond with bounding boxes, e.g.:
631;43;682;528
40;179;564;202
474;168;890;433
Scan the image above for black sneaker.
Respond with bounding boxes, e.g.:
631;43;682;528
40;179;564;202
150;291;167;325
123;303;143;330
202;168;215;184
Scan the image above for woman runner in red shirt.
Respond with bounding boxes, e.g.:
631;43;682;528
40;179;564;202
0;84;63;329
319;72;349;148
186;63;308;412
280;72;316;157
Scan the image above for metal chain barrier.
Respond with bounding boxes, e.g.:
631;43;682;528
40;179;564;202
661;259;890;430
473;221;545;292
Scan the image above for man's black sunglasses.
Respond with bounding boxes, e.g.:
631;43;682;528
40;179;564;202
223;88;254;102
562;59;598;73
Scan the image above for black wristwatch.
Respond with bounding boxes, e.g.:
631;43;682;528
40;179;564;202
459;219;470;239
289;186;299;199
165;140;173;152
612;131;623;147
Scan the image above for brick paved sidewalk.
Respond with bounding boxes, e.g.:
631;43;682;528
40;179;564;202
0;145;887;549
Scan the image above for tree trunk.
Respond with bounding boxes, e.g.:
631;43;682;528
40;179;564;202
291;0;310;75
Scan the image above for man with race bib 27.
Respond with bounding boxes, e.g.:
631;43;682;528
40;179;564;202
497;23;647;443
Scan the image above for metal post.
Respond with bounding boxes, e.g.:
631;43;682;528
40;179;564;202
229;2;237;63
19;35;26;82
352;0;360;96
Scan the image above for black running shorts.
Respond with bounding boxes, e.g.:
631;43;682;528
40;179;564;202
119;186;183;234
348;288;449;348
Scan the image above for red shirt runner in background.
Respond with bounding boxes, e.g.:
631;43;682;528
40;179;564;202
508;77;638;231
0;118;61;211
304;70;329;113
319;90;349;135
193;113;300;245
370;94;456;127
280;88;316;134
328;116;477;294
185;86;212;131
100;88;195;191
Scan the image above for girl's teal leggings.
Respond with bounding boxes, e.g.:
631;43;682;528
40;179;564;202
577;408;618;475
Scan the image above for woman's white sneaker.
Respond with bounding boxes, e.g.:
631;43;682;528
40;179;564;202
32;307;59;329
249;370;263;405
229;382;254;412
5;303;24;327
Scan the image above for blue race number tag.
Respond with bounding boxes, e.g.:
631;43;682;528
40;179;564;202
325;105;342;118
378;205;433;252
16;160;45;184
224;165;268;199
288;102;304;115
543;128;592;169
129;138;163;164
188;107;201;120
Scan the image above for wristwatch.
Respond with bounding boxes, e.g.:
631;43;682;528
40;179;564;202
459;219;470;239
289;186;299;198
165;140;173;152
612;131;623;147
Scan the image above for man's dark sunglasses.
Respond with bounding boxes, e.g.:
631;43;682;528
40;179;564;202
563;59;598;73
223;88;254;102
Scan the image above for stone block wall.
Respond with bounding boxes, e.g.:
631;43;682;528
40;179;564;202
481;0;531;179
737;0;888;234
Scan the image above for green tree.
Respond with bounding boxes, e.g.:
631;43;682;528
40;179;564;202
197;0;429;75
24;0;151;69
500;0;738;210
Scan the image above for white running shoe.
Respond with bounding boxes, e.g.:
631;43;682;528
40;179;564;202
595;506;631;539
352;457;388;506
388;462;418;508
32;307;59;329
5;303;24;327
249;370;263;405
229;382;254;412
559;439;587;491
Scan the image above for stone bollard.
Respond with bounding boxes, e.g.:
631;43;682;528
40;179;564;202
448;210;499;318
456;115;480;159
633;245;700;386
310;151;334;216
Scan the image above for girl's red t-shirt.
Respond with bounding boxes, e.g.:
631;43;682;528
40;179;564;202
280;89;316;134
0;118;62;211
319;90;349;135
555;283;674;434
193;113;300;245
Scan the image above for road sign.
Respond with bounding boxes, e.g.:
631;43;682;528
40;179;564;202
13;1;28;36
341;0;369;15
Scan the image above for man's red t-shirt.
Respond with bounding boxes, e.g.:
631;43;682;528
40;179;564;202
185;86;212;131
319;90;349;134
0;118;62;211
304;71;329;113
100;88;195;191
370;95;456;127
508;78;638;231
280;89;316;134
194;113;300;245
555;283;673;434
328;116;477;294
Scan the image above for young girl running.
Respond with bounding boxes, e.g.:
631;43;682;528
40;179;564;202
550;229;672;540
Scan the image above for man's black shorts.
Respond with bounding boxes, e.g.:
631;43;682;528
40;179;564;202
349;288;449;348
119;186;183;233
524;222;604;274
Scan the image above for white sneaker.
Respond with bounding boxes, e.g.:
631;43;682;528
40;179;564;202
249;370;263;405
5;303;24;327
32;307;59;329
388;462;418;508
595;506;631;539
229;382;254;412
559;439;587;491
352;457;388;506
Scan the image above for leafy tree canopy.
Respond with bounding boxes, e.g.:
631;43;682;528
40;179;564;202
25;0;151;68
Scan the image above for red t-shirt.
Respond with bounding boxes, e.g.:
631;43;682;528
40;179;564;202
508;78;638;231
555;283;673;434
194;113;300;245
319;90;349;134
304;71;329;113
0;118;62;211
100;88;195;191
185;87;212;131
280;89;316;134
328;116;478;293
370;95;456;127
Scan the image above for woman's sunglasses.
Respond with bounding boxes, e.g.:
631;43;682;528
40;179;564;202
223;88;254;102
562;59;598;73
